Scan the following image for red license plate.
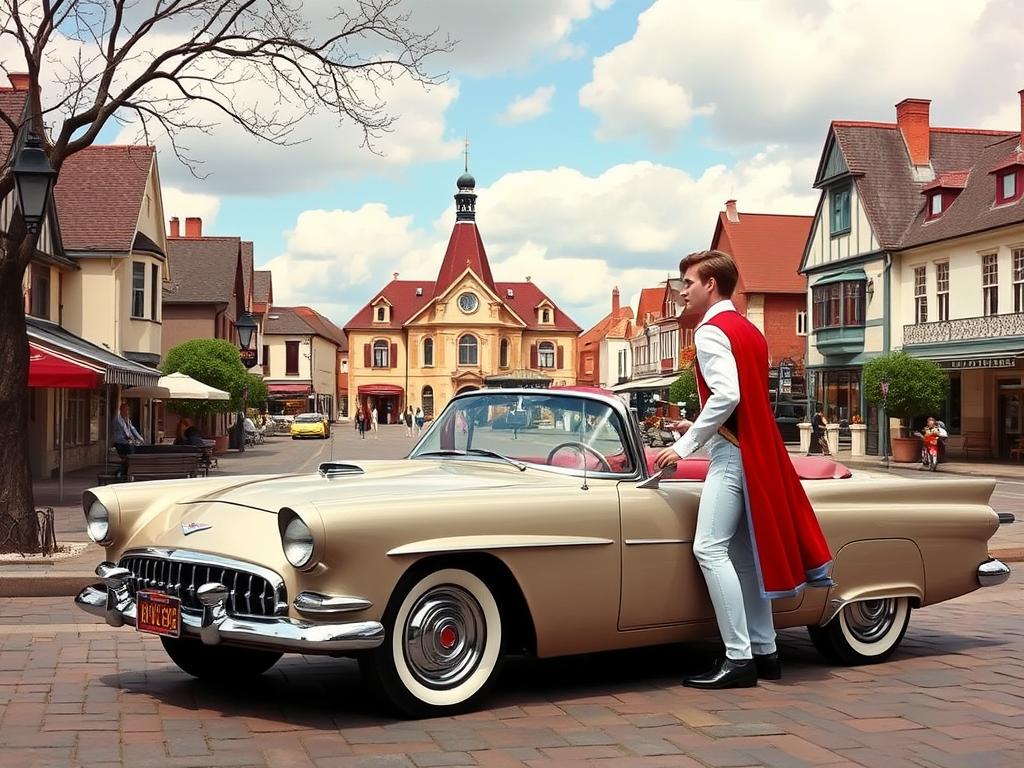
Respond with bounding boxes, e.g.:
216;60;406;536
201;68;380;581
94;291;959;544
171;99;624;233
136;591;181;638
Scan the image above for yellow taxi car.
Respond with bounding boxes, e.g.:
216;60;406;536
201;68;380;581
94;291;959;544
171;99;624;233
289;413;328;439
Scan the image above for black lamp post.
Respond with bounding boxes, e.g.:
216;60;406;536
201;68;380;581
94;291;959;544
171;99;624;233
236;311;259;369
12;131;56;235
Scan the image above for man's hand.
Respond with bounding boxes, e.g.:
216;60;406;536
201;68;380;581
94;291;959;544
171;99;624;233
664;419;693;433
655;446;682;468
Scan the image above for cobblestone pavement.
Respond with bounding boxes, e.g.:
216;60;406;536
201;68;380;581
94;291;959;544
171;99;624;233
1;573;1021;767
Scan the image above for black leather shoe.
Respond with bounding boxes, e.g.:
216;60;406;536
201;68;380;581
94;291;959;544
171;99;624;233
754;651;781;680
683;657;757;689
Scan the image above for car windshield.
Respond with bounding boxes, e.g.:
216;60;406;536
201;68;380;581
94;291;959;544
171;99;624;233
295;414;322;423
410;392;635;475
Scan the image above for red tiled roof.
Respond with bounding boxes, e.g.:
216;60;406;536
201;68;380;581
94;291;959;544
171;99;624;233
265;305;346;349
53;145;155;252
990;151;1024;173
832;120;1013;137
636;287;663;325
432;222;496;297
712;212;812;294
295;306;347;350
579;308;634;350
922;170;971;192
0;87;27;165
495;281;581;332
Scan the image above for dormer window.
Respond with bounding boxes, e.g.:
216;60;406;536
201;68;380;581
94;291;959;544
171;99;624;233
373;301;391;323
376;307;385;322
541;308;551;323
929;192;943;218
999;171;1018;204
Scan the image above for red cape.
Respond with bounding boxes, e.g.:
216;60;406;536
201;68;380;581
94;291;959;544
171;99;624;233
696;310;833;598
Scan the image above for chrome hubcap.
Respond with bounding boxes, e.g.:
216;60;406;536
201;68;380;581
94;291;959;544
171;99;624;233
404;585;485;689
844;599;897;643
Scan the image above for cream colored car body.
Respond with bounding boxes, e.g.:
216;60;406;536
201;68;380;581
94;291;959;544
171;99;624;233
77;388;1008;715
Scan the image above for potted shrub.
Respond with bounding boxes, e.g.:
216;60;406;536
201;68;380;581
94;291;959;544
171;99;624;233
863;352;948;462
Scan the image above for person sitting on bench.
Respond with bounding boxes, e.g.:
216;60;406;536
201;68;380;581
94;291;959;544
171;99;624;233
173;417;205;447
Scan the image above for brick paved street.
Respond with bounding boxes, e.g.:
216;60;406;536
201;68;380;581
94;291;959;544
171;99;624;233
1;572;1021;767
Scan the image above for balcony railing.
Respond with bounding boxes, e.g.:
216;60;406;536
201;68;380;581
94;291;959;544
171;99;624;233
633;361;660;376
903;313;1024;345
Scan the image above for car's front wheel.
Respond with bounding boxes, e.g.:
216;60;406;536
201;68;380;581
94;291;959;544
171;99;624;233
160;637;282;679
808;597;911;665
360;567;504;718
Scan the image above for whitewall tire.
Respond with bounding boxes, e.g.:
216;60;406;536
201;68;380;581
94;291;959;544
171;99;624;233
808;597;911;665
360;568;504;717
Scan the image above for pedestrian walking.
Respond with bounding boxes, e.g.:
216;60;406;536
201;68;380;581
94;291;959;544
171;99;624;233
415;406;425;436
810;409;831;456
656;249;832;689
356;409;366;439
371;406;379;438
404;406;414;436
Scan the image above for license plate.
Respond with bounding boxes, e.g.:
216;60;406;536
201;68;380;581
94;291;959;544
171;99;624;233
136;591;181;638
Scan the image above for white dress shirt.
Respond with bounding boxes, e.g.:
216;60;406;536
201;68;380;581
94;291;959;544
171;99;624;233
671;299;742;460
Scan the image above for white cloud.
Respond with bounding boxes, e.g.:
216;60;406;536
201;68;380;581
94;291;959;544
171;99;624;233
580;0;1024;150
498;86;556;125
262;150;817;329
161;186;221;229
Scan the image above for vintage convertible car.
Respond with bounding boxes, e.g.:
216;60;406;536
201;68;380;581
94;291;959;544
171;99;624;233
75;388;1011;717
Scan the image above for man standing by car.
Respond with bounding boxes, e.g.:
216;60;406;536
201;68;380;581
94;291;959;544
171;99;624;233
655;250;833;689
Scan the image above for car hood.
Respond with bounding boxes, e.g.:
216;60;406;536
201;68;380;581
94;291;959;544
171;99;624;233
177;459;568;512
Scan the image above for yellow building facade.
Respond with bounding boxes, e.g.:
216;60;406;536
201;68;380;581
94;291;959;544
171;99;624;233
345;173;580;424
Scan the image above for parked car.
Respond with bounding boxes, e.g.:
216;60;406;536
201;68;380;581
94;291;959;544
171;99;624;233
289;412;328;439
76;388;1009;717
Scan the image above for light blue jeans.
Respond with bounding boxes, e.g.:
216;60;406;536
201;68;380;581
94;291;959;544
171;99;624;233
693;436;777;661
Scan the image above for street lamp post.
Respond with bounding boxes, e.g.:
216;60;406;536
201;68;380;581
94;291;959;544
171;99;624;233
12;131;57;235
880;380;890;468
235;312;259;453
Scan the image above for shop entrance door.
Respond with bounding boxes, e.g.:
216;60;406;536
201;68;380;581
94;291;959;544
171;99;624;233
999;390;1022;458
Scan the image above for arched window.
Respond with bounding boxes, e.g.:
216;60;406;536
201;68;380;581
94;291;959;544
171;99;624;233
538;341;555;368
542;308;551;323
499;338;510;368
422;386;434;418
373;339;389;367
423;337;434;367
458;334;478;366
376;306;386;322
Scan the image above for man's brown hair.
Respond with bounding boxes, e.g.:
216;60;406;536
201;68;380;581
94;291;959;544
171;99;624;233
679;249;739;298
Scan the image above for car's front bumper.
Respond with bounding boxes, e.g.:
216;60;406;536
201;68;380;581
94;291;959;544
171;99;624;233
978;557;1011;588
75;567;384;654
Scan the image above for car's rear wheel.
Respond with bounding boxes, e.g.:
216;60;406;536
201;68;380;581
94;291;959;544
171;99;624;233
160;637;282;679
360;567;504;718
807;597;911;665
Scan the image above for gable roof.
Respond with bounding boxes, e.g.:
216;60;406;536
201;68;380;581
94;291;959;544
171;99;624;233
240;241;254;311
163;236;240;304
636;287;663;325
579;304;634;351
264;305;346;349
253;269;273;309
53;145;156;252
433;221;497;298
712;211;812;294
827;122;1014;250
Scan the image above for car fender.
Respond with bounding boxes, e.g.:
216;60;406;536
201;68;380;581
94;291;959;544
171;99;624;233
819;538;924;625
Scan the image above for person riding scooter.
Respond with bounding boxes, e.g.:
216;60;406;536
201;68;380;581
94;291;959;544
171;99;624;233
920;416;947;471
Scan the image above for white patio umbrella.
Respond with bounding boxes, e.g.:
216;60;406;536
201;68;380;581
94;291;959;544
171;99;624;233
158;372;231;400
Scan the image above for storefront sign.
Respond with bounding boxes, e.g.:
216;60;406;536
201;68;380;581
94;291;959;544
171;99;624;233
939;357;1017;370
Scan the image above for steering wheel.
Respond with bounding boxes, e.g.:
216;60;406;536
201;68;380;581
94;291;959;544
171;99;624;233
546;441;612;472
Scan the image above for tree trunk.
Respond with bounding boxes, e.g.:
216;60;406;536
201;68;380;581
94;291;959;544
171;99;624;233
0;230;41;553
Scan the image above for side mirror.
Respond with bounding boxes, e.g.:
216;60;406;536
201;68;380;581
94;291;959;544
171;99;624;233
637;464;675;489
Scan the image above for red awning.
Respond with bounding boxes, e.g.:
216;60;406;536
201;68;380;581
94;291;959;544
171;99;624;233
28;343;104;389
358;384;404;396
267;383;312;395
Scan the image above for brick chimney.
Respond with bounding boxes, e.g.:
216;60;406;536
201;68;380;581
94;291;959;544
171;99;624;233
725;199;739;223
896;98;931;166
612;286;620;315
8;73;30;91
184;217;202;238
1018;89;1024;152
169;217;180;237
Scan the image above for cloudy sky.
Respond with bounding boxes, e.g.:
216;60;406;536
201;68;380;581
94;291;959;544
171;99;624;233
22;0;1024;330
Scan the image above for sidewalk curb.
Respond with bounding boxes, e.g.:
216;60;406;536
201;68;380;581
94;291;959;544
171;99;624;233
831;458;1024;481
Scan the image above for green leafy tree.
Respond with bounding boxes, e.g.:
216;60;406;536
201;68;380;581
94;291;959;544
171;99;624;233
668;370;699;413
863;352;948;422
162;340;264;418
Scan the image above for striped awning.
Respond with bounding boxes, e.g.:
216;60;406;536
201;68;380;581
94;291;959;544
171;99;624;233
26;316;161;387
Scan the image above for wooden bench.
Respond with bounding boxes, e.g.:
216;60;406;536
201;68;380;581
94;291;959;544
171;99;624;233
125;453;201;482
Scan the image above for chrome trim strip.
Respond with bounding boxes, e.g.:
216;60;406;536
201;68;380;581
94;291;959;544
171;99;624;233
75;583;384;653
388;535;614;557
294;592;373;614
318;462;365;478
978;557;1011;588
624;538;692;546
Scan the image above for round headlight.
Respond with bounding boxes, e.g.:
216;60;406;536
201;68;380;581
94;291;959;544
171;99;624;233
86;499;110;543
282;515;315;569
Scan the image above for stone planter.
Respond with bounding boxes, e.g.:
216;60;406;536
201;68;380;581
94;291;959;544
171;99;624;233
797;422;811;453
891;435;921;463
212;434;229;454
850;424;867;456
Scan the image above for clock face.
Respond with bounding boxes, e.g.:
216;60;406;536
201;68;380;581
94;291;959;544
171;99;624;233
458;292;479;313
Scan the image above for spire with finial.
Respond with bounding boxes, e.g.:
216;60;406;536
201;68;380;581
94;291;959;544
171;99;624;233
455;136;477;221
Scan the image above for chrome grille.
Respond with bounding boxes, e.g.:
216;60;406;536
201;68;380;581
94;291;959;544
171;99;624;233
118;554;285;617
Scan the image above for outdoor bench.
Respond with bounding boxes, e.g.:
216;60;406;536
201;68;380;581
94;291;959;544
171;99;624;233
124;452;201;482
